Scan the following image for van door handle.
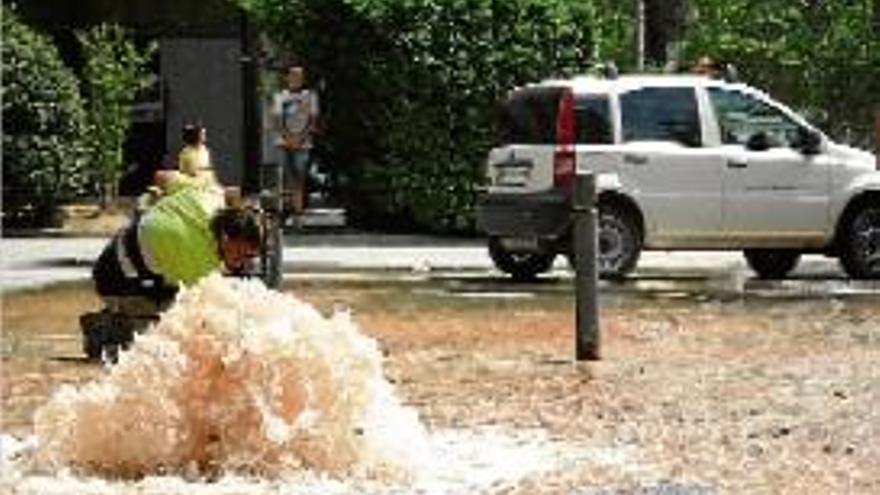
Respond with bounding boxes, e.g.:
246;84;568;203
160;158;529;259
727;159;748;169
623;154;649;165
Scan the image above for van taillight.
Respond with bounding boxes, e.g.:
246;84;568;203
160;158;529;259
874;111;880;170
554;88;576;195
553;150;576;195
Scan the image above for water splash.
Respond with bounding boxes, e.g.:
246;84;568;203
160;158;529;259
29;274;429;480
2;427;623;495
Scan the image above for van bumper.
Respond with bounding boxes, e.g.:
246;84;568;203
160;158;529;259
475;191;570;239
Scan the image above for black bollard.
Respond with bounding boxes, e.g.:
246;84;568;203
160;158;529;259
573;172;600;360
260;162;284;289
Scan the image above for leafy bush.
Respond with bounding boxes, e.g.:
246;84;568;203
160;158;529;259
78;24;156;205
683;0;880;148
2;6;88;227
241;0;615;232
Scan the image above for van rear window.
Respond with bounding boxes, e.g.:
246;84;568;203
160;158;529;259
497;88;612;146
497;87;563;145
575;96;612;144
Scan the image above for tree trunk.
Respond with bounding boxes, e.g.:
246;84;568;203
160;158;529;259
874;0;880;36
644;0;688;66
635;0;645;70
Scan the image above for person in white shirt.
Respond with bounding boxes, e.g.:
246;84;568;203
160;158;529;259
271;65;319;221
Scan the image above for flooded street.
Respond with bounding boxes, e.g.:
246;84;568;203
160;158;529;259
2;269;880;493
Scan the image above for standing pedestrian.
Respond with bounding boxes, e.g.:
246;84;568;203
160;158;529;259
271;65;319;224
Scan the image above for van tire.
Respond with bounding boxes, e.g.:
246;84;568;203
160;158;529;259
838;204;880;279
488;237;556;281
597;204;641;279
743;249;801;279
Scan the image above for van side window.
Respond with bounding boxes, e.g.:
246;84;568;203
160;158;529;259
708;87;801;148
620;87;701;147
575;96;612;144
497;87;565;145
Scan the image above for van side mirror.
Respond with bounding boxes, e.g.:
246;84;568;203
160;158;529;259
795;128;822;155
746;132;771;152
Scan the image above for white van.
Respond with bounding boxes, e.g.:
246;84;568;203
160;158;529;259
476;74;879;280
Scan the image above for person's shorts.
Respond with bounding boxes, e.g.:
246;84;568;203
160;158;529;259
282;149;311;183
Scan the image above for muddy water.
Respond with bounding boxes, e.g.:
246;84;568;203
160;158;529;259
5;275;429;485
1;277;609;494
12;273;876;493
2;427;611;494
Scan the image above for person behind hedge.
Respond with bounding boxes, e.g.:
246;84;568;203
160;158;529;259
691;55;721;76
92;172;262;307
178;122;220;188
136;124;223;212
271;64;319;220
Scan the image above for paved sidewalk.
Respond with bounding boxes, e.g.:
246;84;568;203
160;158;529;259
2;237;107;293
0;232;758;293
0;233;493;293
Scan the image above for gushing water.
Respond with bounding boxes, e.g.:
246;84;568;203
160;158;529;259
2;275;612;494
27;274;429;480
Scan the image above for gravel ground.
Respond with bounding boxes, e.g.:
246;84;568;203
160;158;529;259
2;279;879;494
325;282;880;494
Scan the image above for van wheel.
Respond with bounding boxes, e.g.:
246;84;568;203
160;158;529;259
488;237;556;281
598;205;641;279
743;249;801;279
839;204;880;279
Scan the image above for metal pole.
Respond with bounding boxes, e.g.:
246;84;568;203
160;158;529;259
260;162;283;289
874;109;880;170
574;172;600;360
240;7;261;194
635;0;646;71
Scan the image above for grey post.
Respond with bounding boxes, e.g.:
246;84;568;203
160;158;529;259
260;162;284;288
875;109;880;170
574;172;600;360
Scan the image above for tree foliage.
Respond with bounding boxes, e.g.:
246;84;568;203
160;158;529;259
240;0;624;232
77;24;156;205
683;0;880;147
240;0;879;232
1;6;88;227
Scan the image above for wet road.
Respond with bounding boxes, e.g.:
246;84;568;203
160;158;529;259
4;236;880;300
3;242;879;494
421;269;880;305
287;250;880;303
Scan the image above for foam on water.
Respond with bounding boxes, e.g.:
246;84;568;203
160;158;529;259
1;275;631;493
2;427;626;494
25;274;430;480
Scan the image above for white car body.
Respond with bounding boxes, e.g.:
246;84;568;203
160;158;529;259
479;74;880;279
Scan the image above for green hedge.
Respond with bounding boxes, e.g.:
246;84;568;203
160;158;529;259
682;0;880;148
241;0;613;232
2;6;88;227
78;24;156;205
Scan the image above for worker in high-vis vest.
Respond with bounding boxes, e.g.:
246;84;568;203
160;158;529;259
92;173;261;306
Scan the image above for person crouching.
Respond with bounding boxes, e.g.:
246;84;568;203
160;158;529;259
85;178;261;361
